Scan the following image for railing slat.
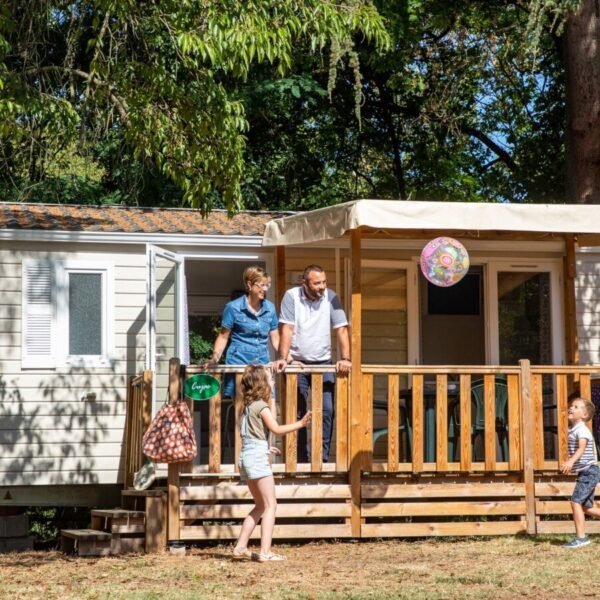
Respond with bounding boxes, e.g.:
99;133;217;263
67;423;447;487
388;374;400;472
311;374;323;472
459;374;471;471
532;374;544;470
208;376;222;473
557;374;569;465
484;374;495;471
507;374;521;470
285;374;298;472
234;373;243;473
436;375;448;471
336;376;349;471
412;375;424;472
362;374;373;471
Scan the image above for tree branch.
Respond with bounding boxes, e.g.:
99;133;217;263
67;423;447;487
458;124;518;172
21;66;131;127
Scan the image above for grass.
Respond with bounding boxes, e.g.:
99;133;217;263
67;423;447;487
0;535;597;599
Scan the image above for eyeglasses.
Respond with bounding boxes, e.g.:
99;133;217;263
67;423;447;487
253;282;270;290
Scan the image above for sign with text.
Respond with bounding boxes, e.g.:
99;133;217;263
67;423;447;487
184;374;221;401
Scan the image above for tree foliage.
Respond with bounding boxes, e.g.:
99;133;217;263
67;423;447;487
0;0;388;212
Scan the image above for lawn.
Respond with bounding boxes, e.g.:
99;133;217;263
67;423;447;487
0;536;596;599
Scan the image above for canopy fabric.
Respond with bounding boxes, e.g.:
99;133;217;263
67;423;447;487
262;199;600;246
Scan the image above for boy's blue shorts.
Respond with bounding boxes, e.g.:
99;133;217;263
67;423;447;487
572;464;600;508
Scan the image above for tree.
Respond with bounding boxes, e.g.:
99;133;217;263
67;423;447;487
0;1;388;212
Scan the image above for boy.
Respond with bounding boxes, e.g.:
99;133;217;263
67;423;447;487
561;397;600;548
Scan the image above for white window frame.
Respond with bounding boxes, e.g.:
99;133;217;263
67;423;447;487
22;259;114;369
485;259;564;365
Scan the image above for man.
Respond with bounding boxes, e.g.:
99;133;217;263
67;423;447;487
274;264;351;462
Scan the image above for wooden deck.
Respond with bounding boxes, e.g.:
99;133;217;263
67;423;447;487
124;359;600;543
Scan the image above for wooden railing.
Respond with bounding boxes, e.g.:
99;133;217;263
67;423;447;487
183;363;350;474
123;370;153;488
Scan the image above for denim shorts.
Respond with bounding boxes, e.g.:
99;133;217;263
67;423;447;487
238;439;271;481
571;464;600;508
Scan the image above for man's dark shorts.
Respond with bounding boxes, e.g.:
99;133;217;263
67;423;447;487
571;464;600;508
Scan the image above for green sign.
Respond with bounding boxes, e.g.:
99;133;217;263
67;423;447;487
184;374;221;401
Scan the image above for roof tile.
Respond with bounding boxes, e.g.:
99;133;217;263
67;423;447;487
0;203;291;236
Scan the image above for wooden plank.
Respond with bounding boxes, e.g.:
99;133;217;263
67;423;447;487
167;463;181;541
580;373;592;400
335;376;349;471
180;483;352;501
362;521;526;538
520;359;537;534
411;374;424;473
234;373;243;472
208;377;222;473
180;523;353;540
362;500;526;517
388;374;400;471
531;373;544;470
507;374;521;470
459;374;472;472
484;374;495;471
367;461;510;473
145;493;167;553
349;227;363;537
362;374;373;471
536;500;583;514
557;374;569;465
180;502;352;519
535;481;580;496
311;374;323;472
536;520;600;534
361;482;526;499
285;374;298;472
436;375;448;471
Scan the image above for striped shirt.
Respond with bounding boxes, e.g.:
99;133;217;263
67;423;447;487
568;421;597;472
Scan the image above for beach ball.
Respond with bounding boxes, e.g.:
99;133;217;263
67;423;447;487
420;237;470;288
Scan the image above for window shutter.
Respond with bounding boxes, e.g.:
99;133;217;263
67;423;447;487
22;260;55;368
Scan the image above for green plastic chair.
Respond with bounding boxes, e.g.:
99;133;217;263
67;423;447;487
373;403;412;461
450;379;509;462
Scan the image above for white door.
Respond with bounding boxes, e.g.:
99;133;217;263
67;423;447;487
486;260;564;365
146;244;185;413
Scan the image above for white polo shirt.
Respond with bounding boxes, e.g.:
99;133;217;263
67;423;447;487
279;287;348;363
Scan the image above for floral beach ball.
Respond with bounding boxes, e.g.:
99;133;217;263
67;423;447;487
420;237;470;288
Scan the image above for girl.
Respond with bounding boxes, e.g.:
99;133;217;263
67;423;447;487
233;365;311;562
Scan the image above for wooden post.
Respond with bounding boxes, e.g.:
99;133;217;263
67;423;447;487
276;245;287;430
142;370;153;430
564;234;579;366
349;228;363;537
167;358;182;542
519;359;537;535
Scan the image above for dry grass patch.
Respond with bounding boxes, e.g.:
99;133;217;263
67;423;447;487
0;535;598;599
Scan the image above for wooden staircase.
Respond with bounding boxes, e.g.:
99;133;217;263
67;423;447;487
60;489;167;556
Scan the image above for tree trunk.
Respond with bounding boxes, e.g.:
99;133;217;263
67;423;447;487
564;0;600;203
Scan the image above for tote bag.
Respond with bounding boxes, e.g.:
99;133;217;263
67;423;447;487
142;400;197;463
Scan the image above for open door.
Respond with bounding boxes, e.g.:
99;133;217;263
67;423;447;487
146;244;185;413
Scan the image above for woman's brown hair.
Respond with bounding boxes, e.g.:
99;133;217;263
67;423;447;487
241;365;271;406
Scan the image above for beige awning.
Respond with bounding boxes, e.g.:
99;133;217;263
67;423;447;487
262;199;600;246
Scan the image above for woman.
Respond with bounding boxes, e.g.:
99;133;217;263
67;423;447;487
207;266;279;397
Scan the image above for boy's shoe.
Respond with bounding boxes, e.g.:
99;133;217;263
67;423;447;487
563;536;591;549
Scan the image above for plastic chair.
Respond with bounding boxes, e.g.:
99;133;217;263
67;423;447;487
450;379;509;462
372;403;412;461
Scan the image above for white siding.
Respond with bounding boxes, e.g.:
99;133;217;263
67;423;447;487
576;250;600;365
0;243;147;486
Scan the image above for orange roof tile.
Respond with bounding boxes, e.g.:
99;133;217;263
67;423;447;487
0;203;291;236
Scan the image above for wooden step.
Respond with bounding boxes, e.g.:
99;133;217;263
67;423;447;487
60;529;112;557
120;489;168;554
91;509;145;535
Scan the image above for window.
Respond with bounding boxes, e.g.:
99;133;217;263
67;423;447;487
22;260;113;368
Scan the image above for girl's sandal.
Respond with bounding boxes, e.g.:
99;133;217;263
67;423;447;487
232;548;252;561
252;552;286;562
